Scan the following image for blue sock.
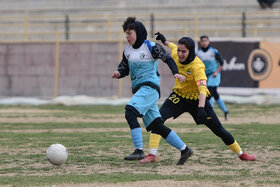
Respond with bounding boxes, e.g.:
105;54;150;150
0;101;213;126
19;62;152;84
209;97;214;108
216;98;228;113
165;130;185;150
130;128;143;149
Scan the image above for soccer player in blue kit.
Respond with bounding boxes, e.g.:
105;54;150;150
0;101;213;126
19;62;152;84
112;17;192;165
197;35;229;120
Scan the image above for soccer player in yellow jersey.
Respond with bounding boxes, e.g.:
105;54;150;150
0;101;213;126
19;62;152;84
139;32;256;164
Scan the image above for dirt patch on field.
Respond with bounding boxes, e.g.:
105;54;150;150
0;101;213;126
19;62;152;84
0;108;66;114
0;127;207;134
40;180;265;187
0;117;125;123
168;112;280;125
0;111;280;124
44;180;280;187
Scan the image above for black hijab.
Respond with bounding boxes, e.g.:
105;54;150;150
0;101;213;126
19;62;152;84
201;46;210;52
178;37;196;65
132;21;147;49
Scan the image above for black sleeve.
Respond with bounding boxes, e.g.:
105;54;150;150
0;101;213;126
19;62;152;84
117;52;129;78
151;43;178;75
215;52;224;66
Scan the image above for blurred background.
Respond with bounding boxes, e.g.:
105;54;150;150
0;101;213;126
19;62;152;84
0;0;279;104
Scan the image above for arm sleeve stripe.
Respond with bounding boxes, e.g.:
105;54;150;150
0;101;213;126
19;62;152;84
144;40;153;54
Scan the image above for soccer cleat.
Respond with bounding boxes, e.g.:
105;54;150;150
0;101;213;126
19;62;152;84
176;147;193;165
224;111;229;121
124;149;145;160
139;154;157;163
239;153;256;161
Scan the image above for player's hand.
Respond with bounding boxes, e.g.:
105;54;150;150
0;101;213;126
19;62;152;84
174;73;186;82
155;32;166;44
197;107;208;125
112;71;120;79
212;72;218;77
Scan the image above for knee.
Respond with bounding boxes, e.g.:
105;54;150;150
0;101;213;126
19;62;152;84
146;117;171;139
214;94;220;100
125;106;141;129
125;108;135;121
213;90;220;100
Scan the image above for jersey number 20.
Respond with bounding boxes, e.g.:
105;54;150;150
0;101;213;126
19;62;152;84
168;94;180;104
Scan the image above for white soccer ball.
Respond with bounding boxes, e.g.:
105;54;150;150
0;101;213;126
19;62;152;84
46;143;68;165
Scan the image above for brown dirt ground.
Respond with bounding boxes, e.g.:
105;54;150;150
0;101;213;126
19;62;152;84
0;127;208;134
0;107;279;186
38;180;280;187
0;107;280;124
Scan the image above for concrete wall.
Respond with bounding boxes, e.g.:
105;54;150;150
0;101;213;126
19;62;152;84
0;43;55;97
0;42;175;98
2;39;279;98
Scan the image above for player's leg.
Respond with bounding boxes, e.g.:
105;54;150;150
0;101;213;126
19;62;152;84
190;100;256;161
207;87;215;108
145;116;192;165
209;97;215;108
142;93;192;165
140;92;185;163
213;87;229;120
139;133;161;163
209;86;229;120
124;86;157;160
124;105;144;160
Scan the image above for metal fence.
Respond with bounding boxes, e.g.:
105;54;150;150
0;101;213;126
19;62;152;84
0;11;279;42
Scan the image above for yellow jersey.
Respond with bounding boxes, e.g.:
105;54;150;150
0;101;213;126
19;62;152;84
168;42;210;100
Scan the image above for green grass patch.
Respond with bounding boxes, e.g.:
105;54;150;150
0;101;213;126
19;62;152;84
0;104;279;186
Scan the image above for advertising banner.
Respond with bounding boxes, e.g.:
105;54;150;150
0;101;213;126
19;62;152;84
208;40;280;88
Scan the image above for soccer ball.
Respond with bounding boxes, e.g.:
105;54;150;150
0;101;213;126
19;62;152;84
46;143;68;165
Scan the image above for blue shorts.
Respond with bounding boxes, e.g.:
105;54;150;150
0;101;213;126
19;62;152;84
127;86;161;128
207;72;221;87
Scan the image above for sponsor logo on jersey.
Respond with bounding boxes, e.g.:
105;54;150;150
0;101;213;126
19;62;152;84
140;53;145;60
186;71;191;75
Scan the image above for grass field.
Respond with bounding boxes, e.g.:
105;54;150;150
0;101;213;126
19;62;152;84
0;104;279;187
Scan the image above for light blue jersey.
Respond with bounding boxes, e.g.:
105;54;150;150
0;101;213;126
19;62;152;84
124;40;160;91
117;40;178;127
197;47;221;86
124;41;161;126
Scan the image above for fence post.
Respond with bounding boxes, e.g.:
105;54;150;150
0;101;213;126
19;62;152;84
107;15;112;40
118;30;123;98
65;15;70;40
254;24;258;37
242;12;246;37
54;27;61;97
150;13;154;38
194;13;198;40
24;16;29;41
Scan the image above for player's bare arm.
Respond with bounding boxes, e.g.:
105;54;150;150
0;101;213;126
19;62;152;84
213;65;222;77
213;52;224;77
196;79;208;124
